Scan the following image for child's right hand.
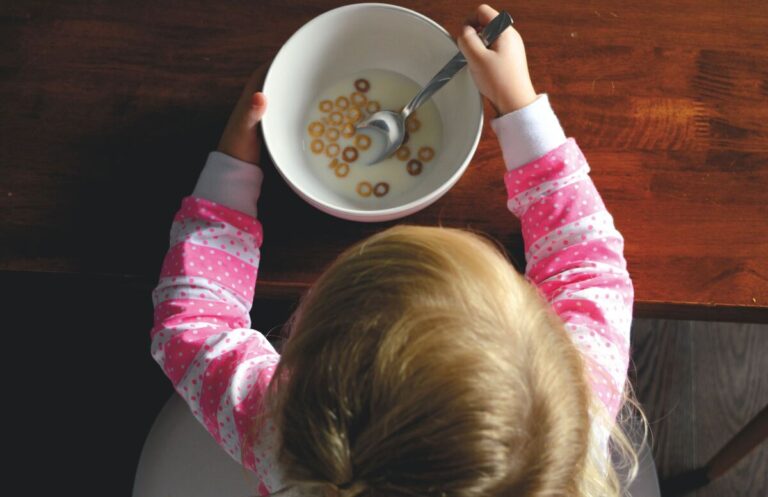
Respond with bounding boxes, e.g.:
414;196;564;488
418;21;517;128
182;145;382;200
457;4;537;116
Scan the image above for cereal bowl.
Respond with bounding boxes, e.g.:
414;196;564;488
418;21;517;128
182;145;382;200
262;3;484;222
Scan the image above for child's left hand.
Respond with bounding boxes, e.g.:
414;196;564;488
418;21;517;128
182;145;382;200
217;63;269;165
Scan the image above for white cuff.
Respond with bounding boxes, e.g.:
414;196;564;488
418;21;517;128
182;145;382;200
490;94;567;170
192;151;264;217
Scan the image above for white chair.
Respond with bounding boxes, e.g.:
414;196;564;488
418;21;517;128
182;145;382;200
625;442;661;497
133;393;260;497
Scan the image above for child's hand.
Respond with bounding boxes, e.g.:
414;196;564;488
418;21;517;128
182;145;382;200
217;63;269;165
457;4;537;115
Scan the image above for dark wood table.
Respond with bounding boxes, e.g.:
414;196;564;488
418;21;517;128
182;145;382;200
2;0;767;322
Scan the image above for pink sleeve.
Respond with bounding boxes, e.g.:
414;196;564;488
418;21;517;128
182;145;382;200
150;196;283;492
504;139;633;420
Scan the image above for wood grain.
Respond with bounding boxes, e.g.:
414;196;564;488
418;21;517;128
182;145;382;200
691;322;768;496
1;1;767;321
631;318;768;496
631;319;696;475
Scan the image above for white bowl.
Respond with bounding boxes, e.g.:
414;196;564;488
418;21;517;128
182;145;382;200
262;3;484;222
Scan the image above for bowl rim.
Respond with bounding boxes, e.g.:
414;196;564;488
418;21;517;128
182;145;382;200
262;2;484;222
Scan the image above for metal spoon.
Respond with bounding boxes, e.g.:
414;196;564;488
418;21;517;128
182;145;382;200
356;11;514;165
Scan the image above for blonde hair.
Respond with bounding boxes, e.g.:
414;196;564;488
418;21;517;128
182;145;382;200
253;225;645;497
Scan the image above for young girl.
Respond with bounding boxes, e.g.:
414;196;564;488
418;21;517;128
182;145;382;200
150;4;642;497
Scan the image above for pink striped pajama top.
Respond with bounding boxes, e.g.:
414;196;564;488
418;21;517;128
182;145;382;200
150;94;633;494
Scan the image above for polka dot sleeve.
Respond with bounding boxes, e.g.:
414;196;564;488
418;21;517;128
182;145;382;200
149;196;287;489
503;139;634;421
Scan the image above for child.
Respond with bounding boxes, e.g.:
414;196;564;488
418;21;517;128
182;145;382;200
150;4;642;497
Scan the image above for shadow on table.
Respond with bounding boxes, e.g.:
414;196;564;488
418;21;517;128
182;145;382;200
70;106;394;283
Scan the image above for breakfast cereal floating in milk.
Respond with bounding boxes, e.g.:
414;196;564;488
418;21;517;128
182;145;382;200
304;69;442;201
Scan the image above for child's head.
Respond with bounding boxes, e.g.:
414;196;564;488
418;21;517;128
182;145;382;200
259;225;637;497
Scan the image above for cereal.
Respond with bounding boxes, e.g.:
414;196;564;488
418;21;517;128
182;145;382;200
325;127;340;142
395;145;410;161
346;107;362;123
335;162;350;177
341;122;356;138
417;146;435;162
354;134;371;150
350;91;367;107
329;158;350;178
407;159;423;176
325;143;340;158
366;101;381;114
305;70;443;202
342;146;359;162
373;182;389;197
329;112;343;125
308;121;325;137
406;117;421;132
335;96;349;109
356;181;373;197
310;139;324;154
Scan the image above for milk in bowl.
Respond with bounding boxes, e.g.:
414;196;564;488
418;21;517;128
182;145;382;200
303;69;443;206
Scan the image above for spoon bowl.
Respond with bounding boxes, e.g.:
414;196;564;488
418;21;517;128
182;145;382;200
356;110;406;164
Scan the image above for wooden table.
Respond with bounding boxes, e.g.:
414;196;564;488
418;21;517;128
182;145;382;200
2;0;767;322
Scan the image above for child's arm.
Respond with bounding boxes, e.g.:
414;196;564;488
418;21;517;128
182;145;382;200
150;67;285;492
459;5;633;420
494;115;632;421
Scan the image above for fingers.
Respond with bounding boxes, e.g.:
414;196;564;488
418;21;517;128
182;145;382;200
457;24;488;62
236;62;270;127
464;12;481;30
476;4;499;25
247;92;268;126
461;4;511;52
217;64;271;164
464;4;500;28
251;91;267;110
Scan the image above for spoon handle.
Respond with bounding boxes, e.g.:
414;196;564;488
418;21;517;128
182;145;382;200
401;11;514;118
